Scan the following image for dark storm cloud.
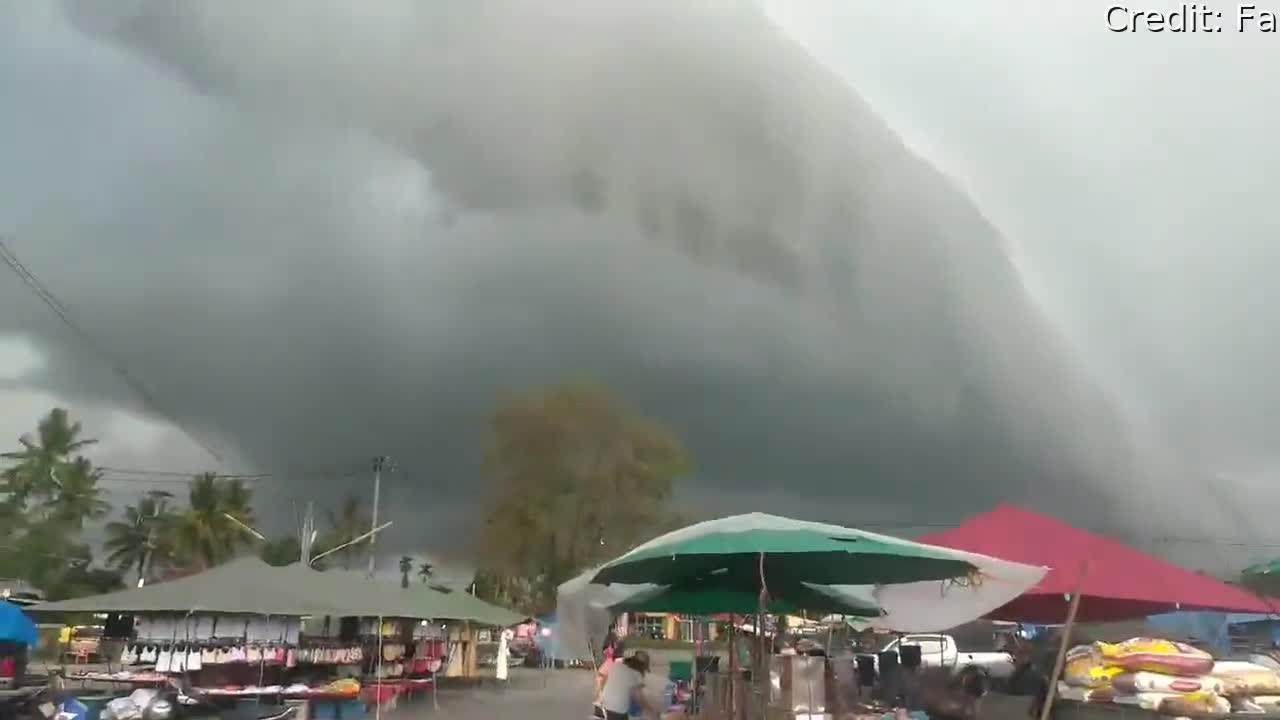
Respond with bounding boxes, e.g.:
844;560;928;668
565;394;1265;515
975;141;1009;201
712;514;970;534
759;0;1280;567
0;1;1162;560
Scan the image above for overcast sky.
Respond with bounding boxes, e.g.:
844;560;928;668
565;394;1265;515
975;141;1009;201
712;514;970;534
2;0;1278;572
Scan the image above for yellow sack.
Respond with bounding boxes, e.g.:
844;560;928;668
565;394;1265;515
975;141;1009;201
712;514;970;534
1112;672;1225;695
1096;638;1215;676
1063;645;1122;688
322;678;361;695
1155;692;1230;717
1210;662;1280;697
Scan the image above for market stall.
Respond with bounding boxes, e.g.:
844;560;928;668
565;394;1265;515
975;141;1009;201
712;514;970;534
919;505;1276;623
1055;636;1280;719
558;512;1050;720
31;557;523;717
0;600;36;689
920;505;1280;720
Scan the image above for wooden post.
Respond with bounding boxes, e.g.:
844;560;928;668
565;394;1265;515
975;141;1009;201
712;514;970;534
1038;562;1090;720
727;615;738;720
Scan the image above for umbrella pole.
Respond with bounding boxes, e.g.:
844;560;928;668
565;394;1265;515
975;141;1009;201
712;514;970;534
728;616;737;720
757;552;769;720
1038;562;1090;720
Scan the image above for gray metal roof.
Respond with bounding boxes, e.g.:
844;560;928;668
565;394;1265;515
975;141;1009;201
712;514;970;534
29;557;522;625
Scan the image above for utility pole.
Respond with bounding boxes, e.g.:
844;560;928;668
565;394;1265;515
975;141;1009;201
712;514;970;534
300;501;316;566
367;456;389;578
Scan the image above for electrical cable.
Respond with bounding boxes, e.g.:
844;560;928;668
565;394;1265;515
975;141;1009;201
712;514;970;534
0;236;224;462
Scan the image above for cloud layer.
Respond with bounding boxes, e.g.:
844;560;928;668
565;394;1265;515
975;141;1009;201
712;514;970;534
4;0;1259;567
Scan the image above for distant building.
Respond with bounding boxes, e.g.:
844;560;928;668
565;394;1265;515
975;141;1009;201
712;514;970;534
620;613;729;642
0;579;43;606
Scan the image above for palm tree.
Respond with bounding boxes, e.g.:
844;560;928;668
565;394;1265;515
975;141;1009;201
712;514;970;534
1;408;96;508
104;491;175;582
324;495;370;570
418;561;434;583
173;473;258;570
43;457;110;529
399;556;413;588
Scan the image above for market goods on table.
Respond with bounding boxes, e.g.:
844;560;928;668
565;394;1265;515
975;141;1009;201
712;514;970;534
1095;638;1216;676
1057;637;1280;717
1213;662;1280;697
1155;693;1233;716
1112;671;1225;695
1058;686;1117;704
1064;646;1123;688
1252;696;1280;708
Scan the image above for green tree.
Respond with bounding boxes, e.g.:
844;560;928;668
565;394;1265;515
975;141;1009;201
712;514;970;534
474;379;689;614
44;457;110;529
44;558;124;601
0;408;115;597
104;491;177;582
399;556;413;588
261;536;302;566
0;408;96;507
324;495;371;570
173;473;257;570
418;560;434;583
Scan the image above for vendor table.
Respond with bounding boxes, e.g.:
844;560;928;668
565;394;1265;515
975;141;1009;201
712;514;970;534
1055;700;1280;720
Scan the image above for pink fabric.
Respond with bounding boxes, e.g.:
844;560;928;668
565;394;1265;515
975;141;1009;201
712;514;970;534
920;505;1277;622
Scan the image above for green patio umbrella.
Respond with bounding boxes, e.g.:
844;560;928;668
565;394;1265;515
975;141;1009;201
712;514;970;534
1244;559;1280;576
591;514;978;588
608;581;882;617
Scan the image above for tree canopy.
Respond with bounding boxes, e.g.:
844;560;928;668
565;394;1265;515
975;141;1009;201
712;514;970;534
473;379;690;613
0;408;119;598
2;387;690;609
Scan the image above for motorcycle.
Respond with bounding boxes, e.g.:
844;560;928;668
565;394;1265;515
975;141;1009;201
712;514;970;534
0;672;70;720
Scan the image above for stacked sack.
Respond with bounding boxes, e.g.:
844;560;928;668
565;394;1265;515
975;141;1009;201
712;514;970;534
1209;661;1280;714
1058;638;1232;716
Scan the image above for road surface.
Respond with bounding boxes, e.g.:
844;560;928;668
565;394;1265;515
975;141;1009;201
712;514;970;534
402;668;594;719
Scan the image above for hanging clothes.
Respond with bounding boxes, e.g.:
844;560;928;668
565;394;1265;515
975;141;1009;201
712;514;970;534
496;629;511;681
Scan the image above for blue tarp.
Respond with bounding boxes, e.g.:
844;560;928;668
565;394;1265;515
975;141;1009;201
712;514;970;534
1147;612;1233;655
0;601;37;646
1146;612;1278;655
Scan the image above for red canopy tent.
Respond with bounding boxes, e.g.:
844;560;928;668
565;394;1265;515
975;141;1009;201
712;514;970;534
919;505;1276;623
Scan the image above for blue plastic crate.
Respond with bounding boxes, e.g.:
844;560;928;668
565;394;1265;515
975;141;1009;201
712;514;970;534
335;699;366;720
310;700;339;720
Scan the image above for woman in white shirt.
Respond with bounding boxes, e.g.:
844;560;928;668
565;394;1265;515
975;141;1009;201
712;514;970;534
599;651;658;720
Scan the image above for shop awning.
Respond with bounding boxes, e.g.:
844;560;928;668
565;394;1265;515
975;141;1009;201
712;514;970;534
30;558;523;624
30;557;360;616
406;586;526;627
326;573;526;627
919;505;1278;623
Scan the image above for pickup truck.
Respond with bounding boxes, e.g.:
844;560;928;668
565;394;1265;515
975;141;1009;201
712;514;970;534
859;634;1015;681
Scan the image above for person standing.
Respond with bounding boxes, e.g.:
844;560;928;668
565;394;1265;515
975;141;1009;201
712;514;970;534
496;628;513;682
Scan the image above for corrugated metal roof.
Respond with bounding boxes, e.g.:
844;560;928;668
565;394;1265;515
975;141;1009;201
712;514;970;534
28;557;522;625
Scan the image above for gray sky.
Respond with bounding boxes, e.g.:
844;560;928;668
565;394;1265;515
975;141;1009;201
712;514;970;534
2;0;1277;571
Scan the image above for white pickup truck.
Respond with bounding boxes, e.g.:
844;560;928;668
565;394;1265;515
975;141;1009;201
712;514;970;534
860;634;1016;680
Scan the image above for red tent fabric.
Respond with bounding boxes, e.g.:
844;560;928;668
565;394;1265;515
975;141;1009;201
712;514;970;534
919;505;1276;623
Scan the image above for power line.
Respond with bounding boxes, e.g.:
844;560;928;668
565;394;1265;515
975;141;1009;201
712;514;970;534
98;466;269;479
0;236;223;463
